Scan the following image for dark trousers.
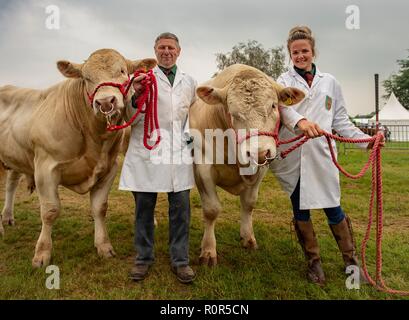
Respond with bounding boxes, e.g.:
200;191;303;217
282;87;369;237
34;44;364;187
290;179;345;225
132;190;191;267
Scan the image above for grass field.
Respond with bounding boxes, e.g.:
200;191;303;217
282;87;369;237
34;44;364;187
0;148;409;300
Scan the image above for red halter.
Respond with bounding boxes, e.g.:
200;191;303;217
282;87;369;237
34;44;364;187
233;110;281;145
87;75;134;107
86;70;161;150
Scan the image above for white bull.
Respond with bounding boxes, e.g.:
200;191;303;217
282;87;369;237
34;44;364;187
0;49;156;267
190;64;304;266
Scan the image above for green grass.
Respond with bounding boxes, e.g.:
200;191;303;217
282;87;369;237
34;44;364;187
0;149;409;299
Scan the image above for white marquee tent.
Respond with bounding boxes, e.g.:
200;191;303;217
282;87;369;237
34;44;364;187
369;92;409;141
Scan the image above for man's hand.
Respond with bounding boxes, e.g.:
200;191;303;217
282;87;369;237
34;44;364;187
132;74;151;97
296;119;324;138
367;131;386;149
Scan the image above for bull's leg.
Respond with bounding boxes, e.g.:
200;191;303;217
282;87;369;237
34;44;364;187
90;162;117;258
32;164;61;268
195;166;221;267
1;170;22;227
200;195;222;267
239;185;260;250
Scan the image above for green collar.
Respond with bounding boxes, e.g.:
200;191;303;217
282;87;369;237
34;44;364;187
159;64;177;76
159;65;177;86
294;63;316;77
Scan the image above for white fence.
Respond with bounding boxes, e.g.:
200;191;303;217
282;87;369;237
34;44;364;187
342;124;409;151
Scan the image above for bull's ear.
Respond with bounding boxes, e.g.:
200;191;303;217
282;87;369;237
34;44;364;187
278;87;305;107
127;58;157;74
57;60;83;78
197;86;227;105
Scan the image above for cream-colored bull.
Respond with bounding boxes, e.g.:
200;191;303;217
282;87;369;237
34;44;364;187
0;49;156;267
190;64;304;266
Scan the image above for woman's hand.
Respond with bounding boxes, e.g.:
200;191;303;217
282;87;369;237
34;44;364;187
296;119;324;138
367;131;386;149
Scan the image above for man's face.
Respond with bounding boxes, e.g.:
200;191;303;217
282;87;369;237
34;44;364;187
154;38;181;68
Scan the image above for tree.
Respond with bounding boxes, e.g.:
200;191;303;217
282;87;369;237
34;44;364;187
383;51;409;109
215;40;287;80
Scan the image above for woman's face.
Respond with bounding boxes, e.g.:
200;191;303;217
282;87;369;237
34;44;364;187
289;39;314;71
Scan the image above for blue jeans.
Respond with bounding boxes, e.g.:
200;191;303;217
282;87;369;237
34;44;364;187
290;179;345;225
132;190;191;267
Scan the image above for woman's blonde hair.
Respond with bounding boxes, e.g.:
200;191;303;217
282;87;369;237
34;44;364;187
287;26;316;57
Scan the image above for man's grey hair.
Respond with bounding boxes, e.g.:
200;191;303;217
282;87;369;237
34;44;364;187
155;32;180;47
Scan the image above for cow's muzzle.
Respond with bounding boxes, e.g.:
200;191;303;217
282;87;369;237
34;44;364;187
95;96;117;115
247;149;276;167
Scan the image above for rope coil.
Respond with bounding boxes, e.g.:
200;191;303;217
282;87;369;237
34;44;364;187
279;131;409;296
106;70;161;150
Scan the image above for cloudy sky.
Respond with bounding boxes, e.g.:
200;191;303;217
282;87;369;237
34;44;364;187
0;0;407;116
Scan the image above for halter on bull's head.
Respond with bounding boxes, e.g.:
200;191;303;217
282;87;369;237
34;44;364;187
197;68;304;171
56;49;157;125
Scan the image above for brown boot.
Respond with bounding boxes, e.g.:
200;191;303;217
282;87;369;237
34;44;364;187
330;216;369;284
129;264;150;281
171;265;196;284
329;216;359;268
293;219;326;286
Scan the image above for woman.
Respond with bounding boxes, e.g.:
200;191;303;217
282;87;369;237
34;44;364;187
271;26;383;286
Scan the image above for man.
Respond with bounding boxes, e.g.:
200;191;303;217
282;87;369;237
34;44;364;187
119;32;197;284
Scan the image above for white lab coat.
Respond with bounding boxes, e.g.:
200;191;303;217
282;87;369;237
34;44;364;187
119;66;197;193
270;66;370;209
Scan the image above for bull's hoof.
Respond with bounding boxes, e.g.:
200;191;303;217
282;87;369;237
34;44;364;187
96;243;116;258
0;224;4;237
32;251;51;268
240;237;258;250
199;254;218;267
1;211;15;226
2;217;15;226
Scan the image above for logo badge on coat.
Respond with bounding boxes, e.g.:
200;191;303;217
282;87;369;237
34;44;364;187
325;95;332;110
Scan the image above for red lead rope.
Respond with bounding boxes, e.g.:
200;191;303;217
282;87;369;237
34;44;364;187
280;131;409;296
106;70;161;150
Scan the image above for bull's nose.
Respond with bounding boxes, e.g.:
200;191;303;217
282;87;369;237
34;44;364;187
256;150;276;164
259;150;268;159
94;96;117;114
257;150;270;164
246;150;272;165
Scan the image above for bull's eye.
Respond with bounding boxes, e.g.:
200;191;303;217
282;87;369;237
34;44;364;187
121;69;126;75
272;103;276;109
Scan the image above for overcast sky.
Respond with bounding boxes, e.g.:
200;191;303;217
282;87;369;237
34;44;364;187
0;0;408;116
